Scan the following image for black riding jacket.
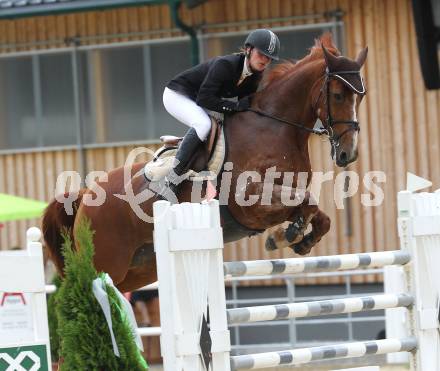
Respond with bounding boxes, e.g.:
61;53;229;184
167;53;262;114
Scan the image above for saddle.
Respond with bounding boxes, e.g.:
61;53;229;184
144;118;226;182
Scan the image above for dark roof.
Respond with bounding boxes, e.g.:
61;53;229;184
0;0;163;19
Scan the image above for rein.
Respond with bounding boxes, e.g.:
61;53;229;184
247;108;327;135
248;69;365;153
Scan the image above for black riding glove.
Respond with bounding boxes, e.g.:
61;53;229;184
234;95;252;112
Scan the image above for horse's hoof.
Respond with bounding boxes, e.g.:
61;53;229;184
293;244;311;255
291;233;314;255
265;236;278;251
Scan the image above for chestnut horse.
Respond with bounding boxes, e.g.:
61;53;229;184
43;34;367;292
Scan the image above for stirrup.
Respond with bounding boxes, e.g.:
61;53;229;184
150;177;178;204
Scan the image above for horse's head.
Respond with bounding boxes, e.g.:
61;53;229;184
316;45;368;167
256;34;368;167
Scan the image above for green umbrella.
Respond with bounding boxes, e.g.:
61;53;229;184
0;193;48;222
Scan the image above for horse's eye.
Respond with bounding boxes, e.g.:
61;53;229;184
333;92;344;103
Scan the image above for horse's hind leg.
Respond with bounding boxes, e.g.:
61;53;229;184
290;209;331;255
116;263;158;293
116;244;158;292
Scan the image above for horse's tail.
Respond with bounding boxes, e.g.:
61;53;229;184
41;189;86;276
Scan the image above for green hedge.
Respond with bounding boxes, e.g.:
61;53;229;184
53;218;148;371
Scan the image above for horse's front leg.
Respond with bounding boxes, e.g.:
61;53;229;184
290;209;331;255
265;190;319;251
266;207;331;255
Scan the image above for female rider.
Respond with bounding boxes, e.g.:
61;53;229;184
162;29;280;195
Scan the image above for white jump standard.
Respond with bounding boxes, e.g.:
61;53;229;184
0;228;52;371
153;177;440;371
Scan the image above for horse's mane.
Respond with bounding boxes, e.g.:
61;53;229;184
261;33;340;89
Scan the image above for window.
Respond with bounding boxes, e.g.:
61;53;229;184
0;57;35;149
0;53;78;150
83;42;192;144
91;47;148;143
39;53;77;146
149;41;192;138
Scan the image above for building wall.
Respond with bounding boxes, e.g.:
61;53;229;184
1;0;439;285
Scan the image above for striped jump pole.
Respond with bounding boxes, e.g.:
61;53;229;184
227;293;414;325
230;337;417;370
224;250;410;278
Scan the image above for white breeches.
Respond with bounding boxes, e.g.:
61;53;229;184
163;87;211;141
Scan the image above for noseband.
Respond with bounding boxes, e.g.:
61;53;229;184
248;68;366;154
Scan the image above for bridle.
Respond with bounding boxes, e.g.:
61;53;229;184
248;68;366;155
315;68;365;155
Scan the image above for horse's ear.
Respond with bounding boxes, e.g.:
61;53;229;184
322;44;337;69
356;47;368;67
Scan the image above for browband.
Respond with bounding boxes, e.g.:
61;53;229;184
326;69;366;95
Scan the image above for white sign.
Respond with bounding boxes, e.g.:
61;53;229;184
0;292;34;342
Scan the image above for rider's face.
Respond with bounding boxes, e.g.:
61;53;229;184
248;48;272;72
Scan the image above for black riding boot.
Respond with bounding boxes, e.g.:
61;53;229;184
165;127;203;198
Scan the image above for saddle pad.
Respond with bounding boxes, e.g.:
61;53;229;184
144;127;226;182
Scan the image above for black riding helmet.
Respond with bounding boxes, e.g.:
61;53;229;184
244;29;280;61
